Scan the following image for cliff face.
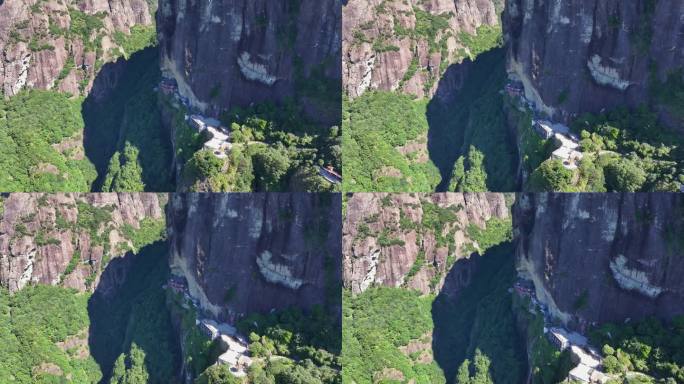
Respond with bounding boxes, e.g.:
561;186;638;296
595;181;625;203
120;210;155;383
343;0;500;99
157;0;341;122
166;193;342;320
504;0;684;125
0;0;155;97
0;193;165;293
515;193;684;327
343;193;510;295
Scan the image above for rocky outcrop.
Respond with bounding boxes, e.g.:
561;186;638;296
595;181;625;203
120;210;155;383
0;193;165;293
343;0;500;99
157;0;341;124
514;193;684;327
166;193;341;320
0;0;155;97
504;0;684;127
343;193;510;294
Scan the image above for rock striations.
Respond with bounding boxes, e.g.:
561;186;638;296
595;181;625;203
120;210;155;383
343;193;510;295
0;193;165;293
514;193;684;327
504;0;684;127
343;0;501;99
166;193;342;321
0;0;156;96
157;0;341;123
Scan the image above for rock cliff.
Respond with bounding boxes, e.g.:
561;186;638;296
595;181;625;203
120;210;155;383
0;193;165;293
0;0;156;97
166;193;342;320
343;192;511;294
504;0;684;127
514;193;684;327
343;0;501;99
157;0;341;123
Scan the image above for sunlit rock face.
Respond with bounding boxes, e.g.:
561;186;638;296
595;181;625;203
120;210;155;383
0;193;165;293
343;193;510;295
0;0;155;96
514;193;684;327
157;0;341;123
166;193;342;321
504;0;684;127
343;0;500;99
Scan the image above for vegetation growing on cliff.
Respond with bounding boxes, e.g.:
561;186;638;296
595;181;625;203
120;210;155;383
343;243;525;384
342;287;442;384
590;317;684;382
0;285;101;383
237;306;341;384
0;90;97;191
179;101;341;192
525;106;683;192
342;91;440;192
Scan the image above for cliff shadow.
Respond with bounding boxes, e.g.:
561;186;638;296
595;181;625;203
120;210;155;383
87;240;180;383
426;48;518;192
82;47;174;192
431;242;526;383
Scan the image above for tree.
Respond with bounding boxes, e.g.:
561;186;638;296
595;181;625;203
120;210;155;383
102;152;121;192
471;349;493;384
604;157;647;192
528;159;574;191
109;344;150;384
195;365;241;384
449;156;466;192
251;145;291;190
456;359;472;384
455;350;493;384
103;142;145;192
461;146;488;192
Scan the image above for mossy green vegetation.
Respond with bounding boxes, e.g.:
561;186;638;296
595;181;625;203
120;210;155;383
524;106;683;192
0;285;102;383
343;91;440;192
342;287;441;384
458;24;503;59
343;242;525;384
178;100;341;192
112;25;157;60
0;90;97;191
512;295;574;384
590;317;684;382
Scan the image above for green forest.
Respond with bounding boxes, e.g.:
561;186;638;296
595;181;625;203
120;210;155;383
524;106;684;192
175;100;342;192
342;243;525;384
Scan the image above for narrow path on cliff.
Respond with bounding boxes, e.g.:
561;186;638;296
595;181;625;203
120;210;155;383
431;242;526;383
427;48;519;192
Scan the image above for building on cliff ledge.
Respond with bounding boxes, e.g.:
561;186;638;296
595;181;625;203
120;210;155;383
318;165;342;184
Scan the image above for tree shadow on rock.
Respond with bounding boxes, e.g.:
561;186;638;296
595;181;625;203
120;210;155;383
426;48;518;192
88;240;180;384
431;242;526;383
82;47;174;192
